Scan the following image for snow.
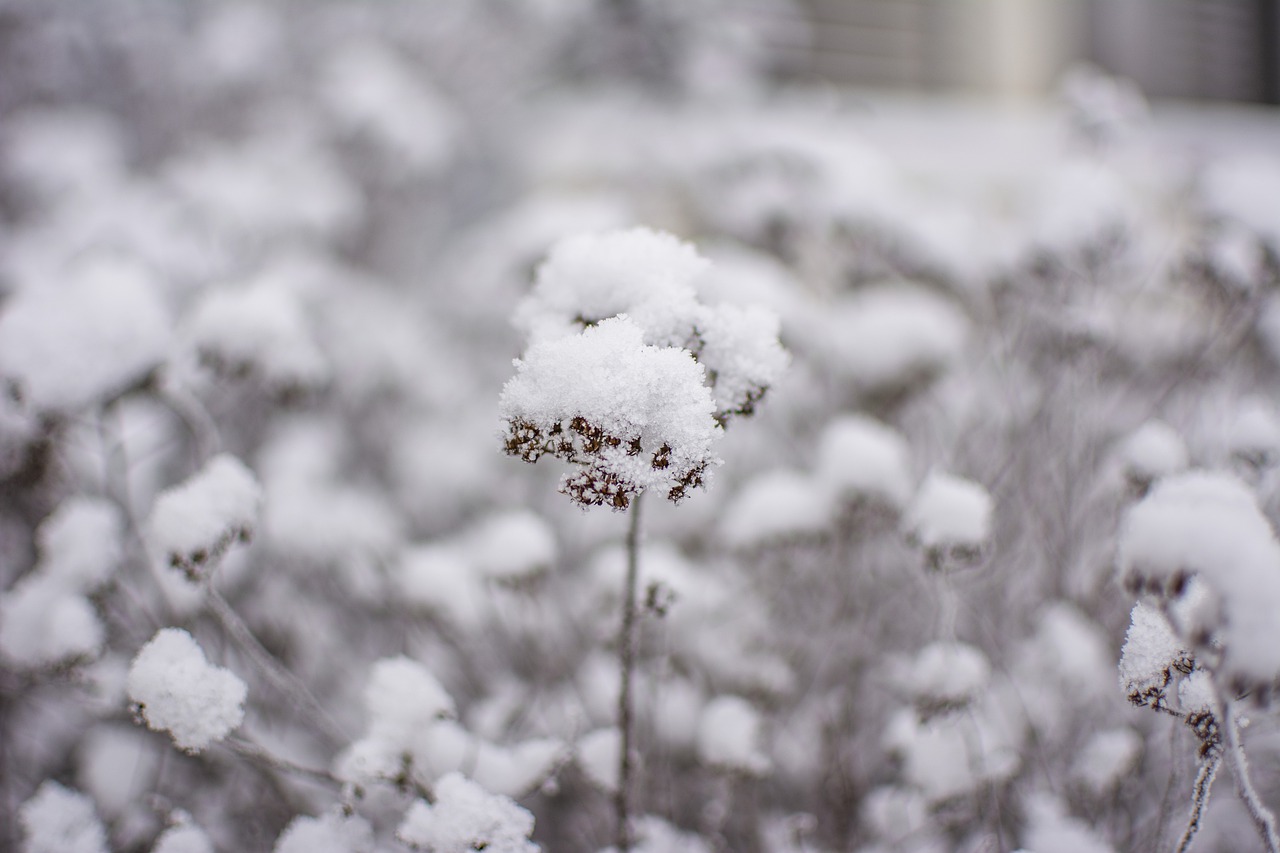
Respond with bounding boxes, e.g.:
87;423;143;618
465;510;558;583
500;316;721;509
577;727;621;792
147;453;262;577
1228;398;1280;468
185;283;328;392
152;819;214;853
1021;793;1115;853
1118;471;1280;685
719;468;834;549
1119;602;1191;708
0;574;104;668
805;285;967;393
1201;155;1280;249
903;471;993;561
516;227;710;345
36;497;125;593
815;414;914;509
609;816;713;853
397;773;539;853
0;256;171;412
1118;420;1188;487
273;811;374;853
363;656;456;747
126;628;247;752
1072;727;1143;794
904;641;990;711
78;726;158;818
19;781;108;853
696;695;770;776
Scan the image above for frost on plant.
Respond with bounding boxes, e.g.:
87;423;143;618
147;453;262;579
273;810;374;853
126;628;247;752
397;772;539;853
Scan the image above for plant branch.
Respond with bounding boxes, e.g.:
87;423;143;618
1224;701;1280;853
1174;756;1220;853
615;492;643;853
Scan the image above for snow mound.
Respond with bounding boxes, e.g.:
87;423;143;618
127;628;247;752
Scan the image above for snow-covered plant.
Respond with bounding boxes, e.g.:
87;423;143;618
19;781;109;853
397;773;539;853
147;453;262;580
126;628;247;753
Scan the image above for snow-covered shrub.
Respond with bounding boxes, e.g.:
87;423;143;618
126;628;247;752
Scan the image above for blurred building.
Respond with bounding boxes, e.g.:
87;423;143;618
791;0;1280;103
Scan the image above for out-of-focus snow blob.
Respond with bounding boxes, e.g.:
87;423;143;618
1227;397;1280;472
578;727;621;792
464;509;557;584
147;454;262;579
126;628;247;752
903;641;991;715
815;414;913;511
36;497;125;592
1072;727;1143;795
152;816;214;853
1117;420;1188;493
1022;792;1116;853
397;773;539;853
1201;155;1280;251
0;574;104;668
719;468;834;549
903;471;993;571
0;257;171;412
696;695;770;776
273;810;374;853
1119;470;1280;688
501;317;721;510
19;781;109;853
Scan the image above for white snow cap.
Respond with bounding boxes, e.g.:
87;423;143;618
1118;602;1191;709
363;656;456;746
397;773;539;853
1022;792;1116;853
273;811;374;853
905;641;991;711
903;471;993;566
465;509;557;582
126;628;247;752
0;574;104;668
719;468;835;549
152;818;214;853
19;781;109;853
500;316;721;510
1118;470;1280;686
696;695;771;776
577;727;621;792
147;453;262;577
1073;728;1143;795
0;256;171;412
1118;420;1188;487
815;413;913;509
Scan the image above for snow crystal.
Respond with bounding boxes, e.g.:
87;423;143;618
0;256;171;412
185;283;328;392
904;641;990;712
500;316;721;510
696;695;770;776
19;781;108;853
36;497;125;593
126;628;247;752
577;727;621;792
1072;727;1142;795
1118;471;1280;685
465;510;557;583
1178;670;1220;717
273;811;374;853
397;773;538;853
0;574;104;668
152;820;214;853
815;414;913;509
1022;792;1115;853
147;454;261;577
903;471;992;567
1118;420;1188;491
1119;602;1192;709
719;468;834;549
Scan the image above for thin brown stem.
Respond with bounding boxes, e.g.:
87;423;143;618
615;493;643;853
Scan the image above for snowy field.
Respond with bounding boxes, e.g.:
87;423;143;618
4;4;1280;852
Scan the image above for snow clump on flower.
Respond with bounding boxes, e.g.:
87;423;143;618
1119;602;1193;711
19;781;108;853
904;641;991;716
1117;420;1188;493
126;628;247;752
1118;470;1280;691
696;695;771;776
397;772;539;853
273;810;374;853
147;453;262;579
152;816;214;853
903;471;993;570
501;316;721;510
815;413;914;510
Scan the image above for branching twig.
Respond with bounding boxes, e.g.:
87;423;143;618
1174;756;1220;853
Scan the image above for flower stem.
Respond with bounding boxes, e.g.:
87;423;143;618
1224;701;1280;853
616;493;643;852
